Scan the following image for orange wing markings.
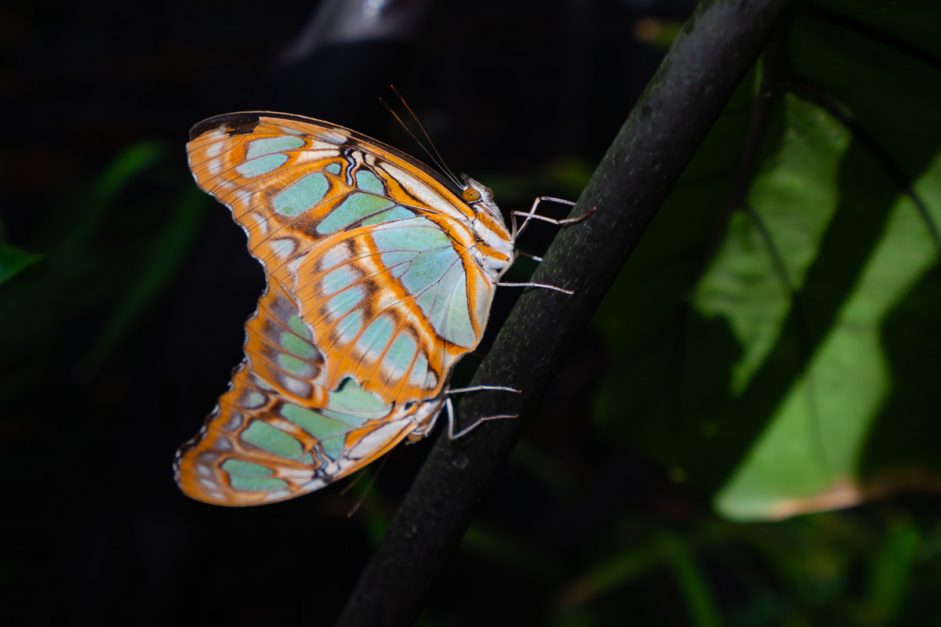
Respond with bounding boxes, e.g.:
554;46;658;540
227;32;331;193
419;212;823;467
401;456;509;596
302;248;429;336
176;386;320;506
369;151;474;223
189;112;475;226
210;399;322;466
243;224;460;406
186;130;251;171
337;418;419;474
239;314;327;407
176;365;423;505
188;124;336;188
241;170;473;274
250;275;313;335
188;117;494;397
189;122;485;300
386;336;427;404
254;113;475;224
327;271;463;404
362;198;495;343
176;353;426;505
209;163;344;250
225;406;326;463
188;132;349;254
248;184;396;274
461;260;493;342
178;112;515;506
294;231;476;402
303;296;439;404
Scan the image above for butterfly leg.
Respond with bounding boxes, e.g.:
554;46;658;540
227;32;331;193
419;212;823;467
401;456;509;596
445;397;519;440
339;458;389;518
496;281;574;295
447;384;521;395
516;251;544;262
511;196;596;240
505;197;595;294
511;196;573;239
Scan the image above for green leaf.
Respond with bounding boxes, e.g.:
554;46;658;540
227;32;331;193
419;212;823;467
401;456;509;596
51;141;169;249
0;245;42;285
593;1;941;521
867;517;920;622
0;140;202;399
659;534;721;627
77;187;207;376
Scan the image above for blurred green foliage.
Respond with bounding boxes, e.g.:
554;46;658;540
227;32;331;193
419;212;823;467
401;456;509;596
0;244;42;285
0;141;207;397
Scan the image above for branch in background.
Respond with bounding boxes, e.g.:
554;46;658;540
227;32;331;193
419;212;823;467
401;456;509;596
786;79;941;254
805;6;941;73
338;0;795;624
709;25;790;260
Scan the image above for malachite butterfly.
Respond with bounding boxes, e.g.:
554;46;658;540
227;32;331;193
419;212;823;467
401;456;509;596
173;111;538;506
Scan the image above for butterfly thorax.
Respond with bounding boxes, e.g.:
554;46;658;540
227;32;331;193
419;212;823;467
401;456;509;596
460;176;515;281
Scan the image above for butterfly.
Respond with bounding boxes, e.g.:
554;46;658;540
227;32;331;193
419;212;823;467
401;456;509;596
174;111;575;506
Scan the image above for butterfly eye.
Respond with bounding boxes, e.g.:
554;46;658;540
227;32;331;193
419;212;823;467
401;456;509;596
462;187;481;203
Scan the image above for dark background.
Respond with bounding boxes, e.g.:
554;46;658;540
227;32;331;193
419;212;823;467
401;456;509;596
4;1;940;625
3;0;688;623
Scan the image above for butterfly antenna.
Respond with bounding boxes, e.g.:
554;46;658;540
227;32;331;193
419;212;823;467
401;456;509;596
342;457;388;518
378;96;462;188
390;84;464;187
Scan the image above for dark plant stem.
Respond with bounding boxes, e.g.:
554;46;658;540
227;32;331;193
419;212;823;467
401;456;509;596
713;25;790;256
671;24;790;408
337;0;794;624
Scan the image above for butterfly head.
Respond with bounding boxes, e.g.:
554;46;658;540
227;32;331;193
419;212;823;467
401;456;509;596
460;175;515;279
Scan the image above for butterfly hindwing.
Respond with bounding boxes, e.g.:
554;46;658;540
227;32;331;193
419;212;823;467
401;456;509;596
174;280;439;506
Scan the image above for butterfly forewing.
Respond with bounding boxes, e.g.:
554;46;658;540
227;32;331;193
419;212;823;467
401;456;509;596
176;112;504;505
